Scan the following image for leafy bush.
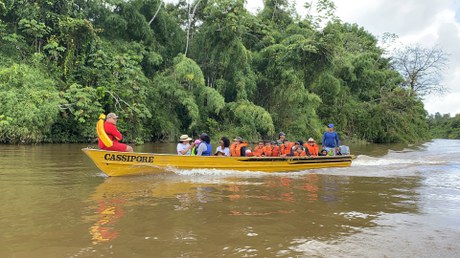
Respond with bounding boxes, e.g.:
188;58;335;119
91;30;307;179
0;64;60;143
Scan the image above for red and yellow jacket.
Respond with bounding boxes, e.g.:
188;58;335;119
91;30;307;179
98;121;122;149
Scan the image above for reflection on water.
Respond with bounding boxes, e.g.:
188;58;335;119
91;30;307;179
1;140;460;257
85;171;421;257
88;198;125;244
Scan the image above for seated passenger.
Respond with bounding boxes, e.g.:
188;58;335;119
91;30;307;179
264;141;280;156
215;136;230;156
319;149;328;156
295;140;305;152
280;140;294;157
271;141;280;156
293;144;307;157
191;139;200;155
303;138;319;156
335;147;342;156
196;133;212;156
263;141;273;156
177;134;193;155
230;137;248;156
253;141;265;157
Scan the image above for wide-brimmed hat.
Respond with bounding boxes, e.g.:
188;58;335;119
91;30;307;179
278;132;286;137
180;134;192;142
307;138;315;142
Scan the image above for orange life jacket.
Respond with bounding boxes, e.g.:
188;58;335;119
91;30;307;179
304;143;319;156
253;146;265;157
280;142;294;156
230;142;248;157
294;150;307;157
263;146;272;156
271;146;280;156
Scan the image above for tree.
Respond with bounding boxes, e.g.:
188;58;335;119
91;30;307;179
258;0;295;31
148;54;225;140
428;113;460;139
304;0;338;29
190;0;257;102
56;83;104;142
0;64;60;143
391;45;449;97
0;0;435;144
317;21;430;143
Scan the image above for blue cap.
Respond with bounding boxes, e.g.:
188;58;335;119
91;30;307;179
328;124;334;128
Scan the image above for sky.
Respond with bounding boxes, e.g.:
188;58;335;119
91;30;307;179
246;0;460;116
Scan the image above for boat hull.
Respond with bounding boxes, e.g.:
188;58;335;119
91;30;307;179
82;148;353;177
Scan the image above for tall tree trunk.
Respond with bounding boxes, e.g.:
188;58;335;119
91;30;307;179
185;0;201;57
148;2;163;26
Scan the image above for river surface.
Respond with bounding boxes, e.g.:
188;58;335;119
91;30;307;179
1;139;460;258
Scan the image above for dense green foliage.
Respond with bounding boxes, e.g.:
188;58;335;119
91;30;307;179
428;113;460;139
0;0;431;144
0;63;60;143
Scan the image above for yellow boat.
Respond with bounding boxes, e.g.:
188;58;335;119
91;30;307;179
82;148;353;177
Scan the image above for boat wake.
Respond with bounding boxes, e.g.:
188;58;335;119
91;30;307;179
353;155;444;167
171;167;311;178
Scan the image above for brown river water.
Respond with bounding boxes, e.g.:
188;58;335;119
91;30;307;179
1;139;460;257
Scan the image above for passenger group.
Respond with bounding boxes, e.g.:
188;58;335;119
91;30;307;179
175;124;343;157
98;112;344;157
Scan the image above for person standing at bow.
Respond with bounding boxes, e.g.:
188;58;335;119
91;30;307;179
276;132;287;146
321;124;340;155
98;113;133;152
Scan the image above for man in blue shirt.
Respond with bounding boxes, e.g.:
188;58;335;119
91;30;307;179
322;124;340;155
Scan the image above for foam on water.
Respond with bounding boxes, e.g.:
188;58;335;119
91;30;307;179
172;167;309;178
352;155;443;167
172;167;254;176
